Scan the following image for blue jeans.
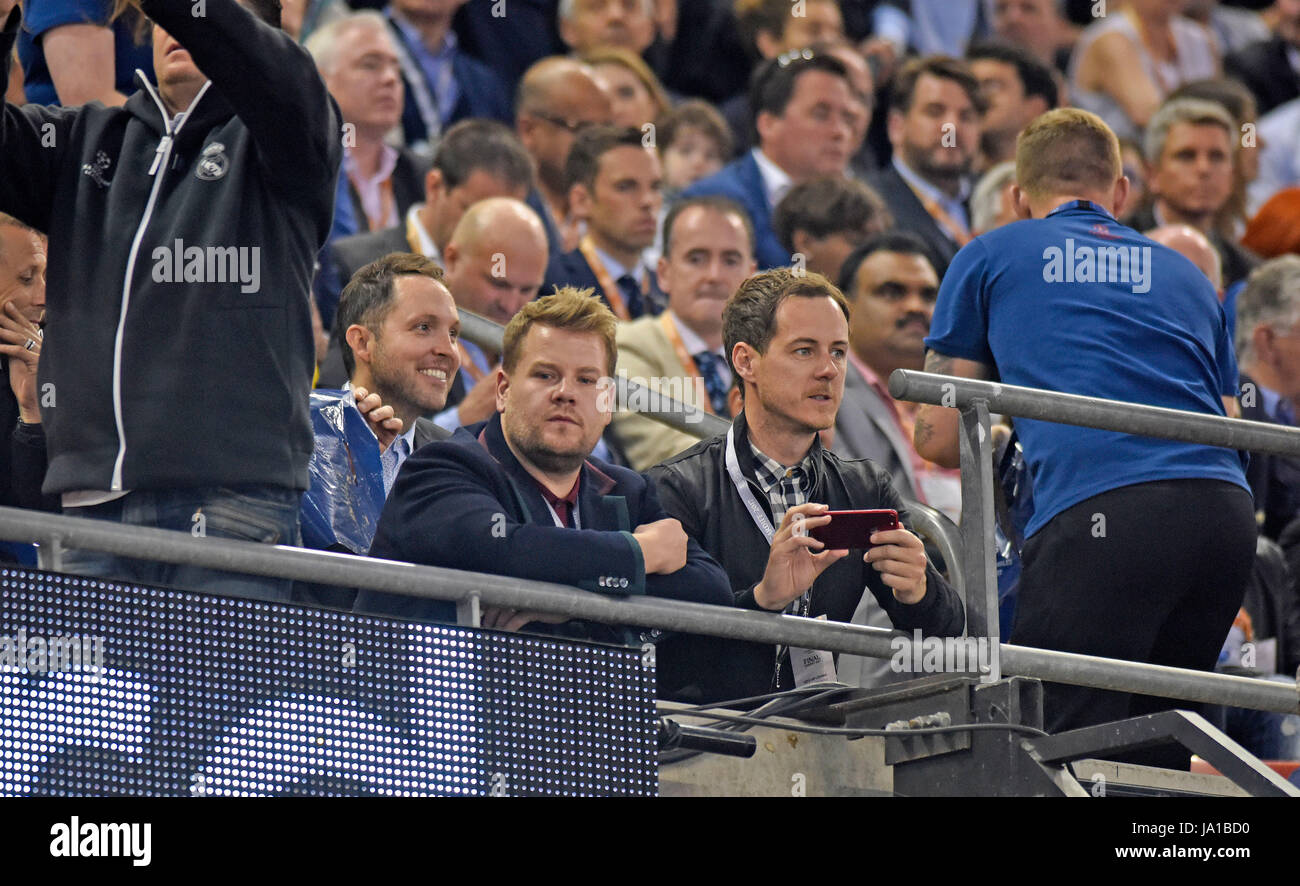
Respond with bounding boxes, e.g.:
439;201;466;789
60;485;302;603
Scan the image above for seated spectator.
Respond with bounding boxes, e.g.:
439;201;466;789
1184;0;1271;57
558;0;657;57
772;177;891;281
648;268;965;701
1145;224;1224;297
966;41;1057;173
725;0;848;154
583;45;670;130
297;254;459;604
656;100;733;197
610;196;756;471
1248;97;1300;216
0;213;54;514
1168;77;1262;240
16;0;151;106
1131;98;1258;290
1117;136;1150;227
969;159;1018;235
321;119;534;335
543;124;665;320
354;286;732;684
990;0;1076;74
433;197;550;433
1235;256;1300;540
1069;0;1220;142
515;56;614;257
281;0;347;43
908;0;992;57
821;41;880;181
1244;187;1300;259
834;232;960;518
868;56;984;276
308;12;429;240
381;0;512;161
1225;0;1300;115
684;51;858;270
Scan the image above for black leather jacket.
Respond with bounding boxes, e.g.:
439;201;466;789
647;411;967;703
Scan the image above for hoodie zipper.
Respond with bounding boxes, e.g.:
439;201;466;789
108;77;212;491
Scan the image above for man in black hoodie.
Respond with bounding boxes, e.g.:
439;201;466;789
0;0;342;600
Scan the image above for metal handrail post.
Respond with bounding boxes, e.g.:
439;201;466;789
958;398;1000;682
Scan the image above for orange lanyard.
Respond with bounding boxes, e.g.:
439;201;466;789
579;236;643;321
350;174;394;233
405;212;425;255
659;313;716;416
903;180;971;248
458;342;487;384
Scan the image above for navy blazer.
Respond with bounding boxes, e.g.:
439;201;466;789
542;247;664;318
394;31;514;152
681;152;789;270
355;413;731;629
866;164;962;277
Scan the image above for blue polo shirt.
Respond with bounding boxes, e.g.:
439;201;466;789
926;200;1247;537
16;0;154;106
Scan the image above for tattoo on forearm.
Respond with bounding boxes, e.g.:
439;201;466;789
914;414;934;446
924;350;954;374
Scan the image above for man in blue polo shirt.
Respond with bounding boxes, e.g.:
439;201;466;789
915;108;1256;741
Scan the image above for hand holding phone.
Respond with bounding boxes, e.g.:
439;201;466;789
805;509;900;550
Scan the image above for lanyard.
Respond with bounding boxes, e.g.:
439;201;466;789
724;425;776;543
659;313;717;416
541;498;582;529
902;178;971;248
579;236;644;321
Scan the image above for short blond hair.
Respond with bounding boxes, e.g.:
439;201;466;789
1015;108;1121;200
503;287;619;377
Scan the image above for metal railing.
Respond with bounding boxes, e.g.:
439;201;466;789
3;501;1296;716
889;368;1300;699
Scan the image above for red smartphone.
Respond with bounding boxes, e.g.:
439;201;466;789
806;509;900;550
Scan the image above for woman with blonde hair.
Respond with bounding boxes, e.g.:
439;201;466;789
582;46;670;130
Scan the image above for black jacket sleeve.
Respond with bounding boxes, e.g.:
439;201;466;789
11;421;57;511
0;8;78;232
138;0;342;225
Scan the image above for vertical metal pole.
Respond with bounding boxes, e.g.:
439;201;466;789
456;591;482;627
958;400;1000;682
38;535;63;573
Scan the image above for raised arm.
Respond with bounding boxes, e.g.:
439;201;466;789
135;0;341;212
0;7;76;231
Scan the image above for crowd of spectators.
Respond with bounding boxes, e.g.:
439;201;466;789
4;0;1300;753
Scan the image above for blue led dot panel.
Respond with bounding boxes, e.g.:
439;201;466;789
0;568;656;796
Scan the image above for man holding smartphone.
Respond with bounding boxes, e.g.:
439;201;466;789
649;267;965;703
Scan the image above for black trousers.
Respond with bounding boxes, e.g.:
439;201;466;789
1010;479;1257;749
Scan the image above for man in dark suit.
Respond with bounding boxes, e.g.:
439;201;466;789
682;51;857;270
383;0;514;161
867;56;983;277
354;286;732;687
542;125;665;319
1225;12;1300;116
1235;256;1300;541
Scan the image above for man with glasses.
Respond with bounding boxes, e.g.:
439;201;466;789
515;56;613;257
682;50;857;270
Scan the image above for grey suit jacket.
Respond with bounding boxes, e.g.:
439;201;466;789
833;359;921;503
330;225;413;289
